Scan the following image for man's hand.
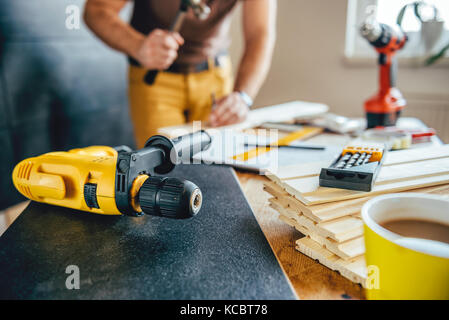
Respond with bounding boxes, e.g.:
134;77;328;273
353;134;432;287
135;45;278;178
209;92;249;127
135;29;184;70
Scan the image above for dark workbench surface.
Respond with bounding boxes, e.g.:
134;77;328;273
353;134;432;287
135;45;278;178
0;164;295;299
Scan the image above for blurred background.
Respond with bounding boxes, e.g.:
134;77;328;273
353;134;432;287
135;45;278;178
0;0;134;210
229;0;449;139
1;0;448;211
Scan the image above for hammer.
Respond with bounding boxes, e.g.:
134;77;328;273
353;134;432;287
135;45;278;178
144;0;211;85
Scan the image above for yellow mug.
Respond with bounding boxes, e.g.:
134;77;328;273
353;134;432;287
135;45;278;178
362;193;449;300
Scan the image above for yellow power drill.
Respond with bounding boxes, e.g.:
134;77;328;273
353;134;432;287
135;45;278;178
12;131;212;219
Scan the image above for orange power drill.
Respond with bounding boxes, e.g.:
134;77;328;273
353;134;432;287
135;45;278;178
360;19;407;128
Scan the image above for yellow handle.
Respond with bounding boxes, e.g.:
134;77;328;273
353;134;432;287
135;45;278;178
29;172;66;200
68;146;116;158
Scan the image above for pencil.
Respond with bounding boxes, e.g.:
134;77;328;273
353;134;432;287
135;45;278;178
244;143;326;151
211;92;217;110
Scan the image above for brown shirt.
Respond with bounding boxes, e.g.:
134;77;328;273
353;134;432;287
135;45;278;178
130;0;239;65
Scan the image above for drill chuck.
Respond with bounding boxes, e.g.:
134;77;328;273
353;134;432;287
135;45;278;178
360;21;406;49
360;20;383;43
138;176;202;219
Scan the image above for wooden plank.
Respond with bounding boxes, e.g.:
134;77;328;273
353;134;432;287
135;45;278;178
265;181;449;223
276;155;449;205
279;213;365;260
266;161;331;183
274;204;364;260
279;213;366;286
267;145;449;181
298;173;449;205
270;197;363;242
237;173;365;300
263;181;288;198
264;181;363;222
384;145;449;166
284;157;449;196
319;216;363;242
269;183;449;262
296;237;367;287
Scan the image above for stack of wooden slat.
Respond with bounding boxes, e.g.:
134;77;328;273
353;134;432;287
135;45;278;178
263;145;449;287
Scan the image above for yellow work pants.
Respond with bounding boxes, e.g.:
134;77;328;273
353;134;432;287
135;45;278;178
128;56;233;148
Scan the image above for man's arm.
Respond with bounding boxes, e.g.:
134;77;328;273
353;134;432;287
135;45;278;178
84;0;183;70
209;0;277;127
235;0;277;98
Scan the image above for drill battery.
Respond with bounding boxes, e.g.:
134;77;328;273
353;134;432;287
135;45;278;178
319;144;386;192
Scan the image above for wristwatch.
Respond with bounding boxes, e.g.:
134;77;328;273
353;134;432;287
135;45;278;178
238;91;253;108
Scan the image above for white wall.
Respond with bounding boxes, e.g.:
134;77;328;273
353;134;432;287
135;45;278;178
229;0;449;140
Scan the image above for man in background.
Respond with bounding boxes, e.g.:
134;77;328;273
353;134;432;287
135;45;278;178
85;0;276;147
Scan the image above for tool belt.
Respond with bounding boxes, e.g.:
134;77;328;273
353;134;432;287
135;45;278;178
128;52;227;74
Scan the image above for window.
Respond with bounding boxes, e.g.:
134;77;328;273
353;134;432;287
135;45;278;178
345;0;449;62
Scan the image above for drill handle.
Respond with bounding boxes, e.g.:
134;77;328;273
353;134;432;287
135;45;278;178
379;53;397;91
144;130;212;174
171;130;212;164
